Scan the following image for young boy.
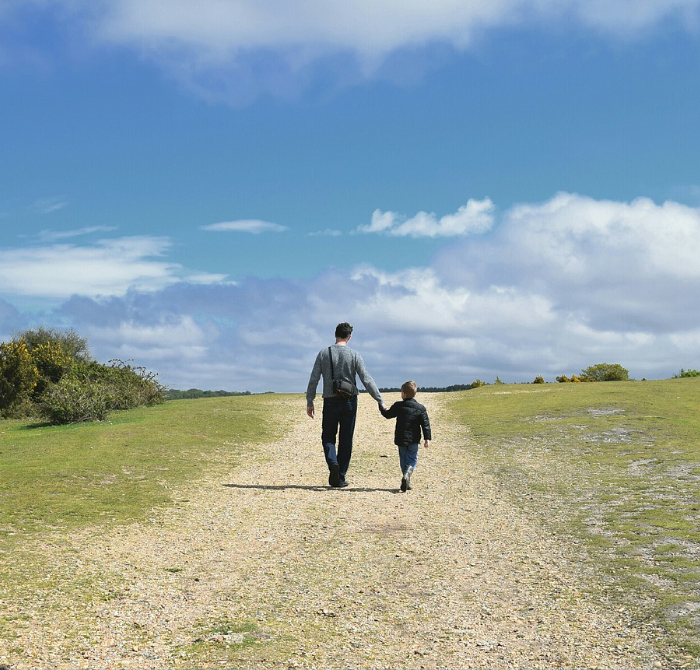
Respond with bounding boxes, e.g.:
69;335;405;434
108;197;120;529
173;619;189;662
379;381;432;492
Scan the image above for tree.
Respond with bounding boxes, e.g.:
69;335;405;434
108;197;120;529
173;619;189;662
19;327;91;362
580;363;629;382
533;375;545;384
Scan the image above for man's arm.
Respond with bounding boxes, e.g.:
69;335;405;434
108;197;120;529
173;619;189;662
354;353;383;404
306;351;323;417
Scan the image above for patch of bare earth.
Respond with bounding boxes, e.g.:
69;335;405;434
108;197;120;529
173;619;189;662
3;394;664;669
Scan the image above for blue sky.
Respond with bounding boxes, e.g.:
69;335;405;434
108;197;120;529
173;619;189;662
2;0;700;391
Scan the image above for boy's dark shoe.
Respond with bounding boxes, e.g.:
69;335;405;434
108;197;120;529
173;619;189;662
400;474;407;492
329;462;341;487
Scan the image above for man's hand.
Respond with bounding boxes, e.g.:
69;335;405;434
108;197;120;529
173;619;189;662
379;403;388;411
423;439;430;448
307;406;315;419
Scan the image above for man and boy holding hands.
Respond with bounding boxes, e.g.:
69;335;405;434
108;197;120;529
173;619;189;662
306;322;432;491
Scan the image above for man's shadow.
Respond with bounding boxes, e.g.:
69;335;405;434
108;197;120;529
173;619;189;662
223;483;399;493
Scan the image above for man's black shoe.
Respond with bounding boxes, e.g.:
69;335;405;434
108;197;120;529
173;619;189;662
338;479;349;488
400;475;407;492
329;462;341;487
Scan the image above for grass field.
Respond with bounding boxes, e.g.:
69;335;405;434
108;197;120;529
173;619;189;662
2;382;700;663
447;378;700;658
0;394;290;553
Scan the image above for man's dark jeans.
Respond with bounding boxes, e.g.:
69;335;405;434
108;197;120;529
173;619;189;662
321;395;358;479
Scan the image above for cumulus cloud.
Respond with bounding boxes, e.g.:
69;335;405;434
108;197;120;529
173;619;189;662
201;219;288;234
6;192;700;390
52;187;700;392
358;198;495;237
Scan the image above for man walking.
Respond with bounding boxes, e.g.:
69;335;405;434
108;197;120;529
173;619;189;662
306;322;384;488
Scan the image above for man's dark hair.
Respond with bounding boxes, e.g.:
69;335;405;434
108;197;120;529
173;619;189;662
335;322;354;339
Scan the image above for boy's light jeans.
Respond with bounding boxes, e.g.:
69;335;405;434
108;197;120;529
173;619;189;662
398;443;419;474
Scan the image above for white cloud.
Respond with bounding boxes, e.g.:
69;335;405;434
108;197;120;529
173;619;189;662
358;198;495;237
32;197;68;214
88;315;209;363
184;272;231;285
201;219;288;234
7;192;700;390
308;228;343;237
35;226;118;242
92;0;700;58
6;1;698;102
0;236;181;299
436;192;700;335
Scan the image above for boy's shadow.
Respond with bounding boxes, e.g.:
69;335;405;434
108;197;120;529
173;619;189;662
222;483;399;493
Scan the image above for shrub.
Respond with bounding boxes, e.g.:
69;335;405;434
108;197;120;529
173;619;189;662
556;375;570;383
533;375;545;384
0;339;39;415
580;363;629;382
675;369;700;378
71;359;166;411
40;376;110;424
29;340;73;398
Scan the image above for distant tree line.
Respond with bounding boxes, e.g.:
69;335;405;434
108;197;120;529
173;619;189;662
378;380;487;393
166;389;252;400
0;327;165;425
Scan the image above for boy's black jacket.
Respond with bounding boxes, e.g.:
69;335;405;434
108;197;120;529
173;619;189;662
379;398;432;448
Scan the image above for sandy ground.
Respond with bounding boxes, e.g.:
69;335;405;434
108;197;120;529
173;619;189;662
2;393;667;669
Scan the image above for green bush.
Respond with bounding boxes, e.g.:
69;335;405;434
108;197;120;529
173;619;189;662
40;376;110;424
29;340;73;398
71;359;166;410
533;375;545;384
675;369;700;378
580;363;629;382
0;339;39;415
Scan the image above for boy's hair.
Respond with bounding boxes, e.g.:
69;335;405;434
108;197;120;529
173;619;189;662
401;380;417;398
335;322;354;339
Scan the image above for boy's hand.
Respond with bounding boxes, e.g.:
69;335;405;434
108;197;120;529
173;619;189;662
423;439;430;448
379;403;388;411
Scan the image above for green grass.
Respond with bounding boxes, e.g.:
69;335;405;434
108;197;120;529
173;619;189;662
0;394;289;549
447;378;700;660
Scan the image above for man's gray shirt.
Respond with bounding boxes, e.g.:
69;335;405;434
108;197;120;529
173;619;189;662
306;344;383;406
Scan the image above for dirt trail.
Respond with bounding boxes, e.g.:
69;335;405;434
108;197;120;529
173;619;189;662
4;394;663;669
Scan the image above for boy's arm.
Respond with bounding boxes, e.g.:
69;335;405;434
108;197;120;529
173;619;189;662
379;401;398;418
420;406;432;441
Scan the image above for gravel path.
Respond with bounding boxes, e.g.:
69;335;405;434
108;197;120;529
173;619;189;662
3;394;664;669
